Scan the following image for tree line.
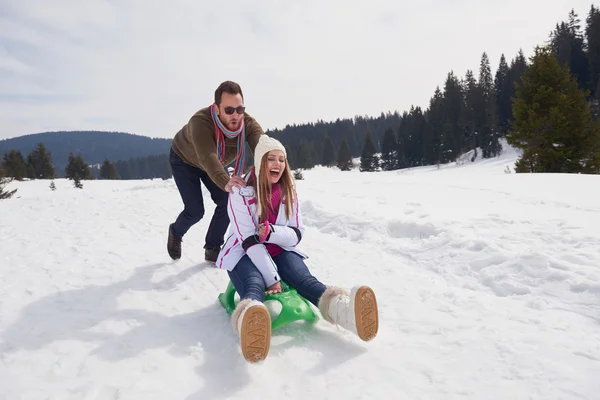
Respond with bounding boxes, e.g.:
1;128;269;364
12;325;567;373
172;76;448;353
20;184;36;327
1;4;599;199
0;143;172;192
272;5;600;174
0;130;172;176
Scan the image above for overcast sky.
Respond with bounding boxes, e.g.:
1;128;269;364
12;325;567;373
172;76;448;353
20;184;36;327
0;0;593;140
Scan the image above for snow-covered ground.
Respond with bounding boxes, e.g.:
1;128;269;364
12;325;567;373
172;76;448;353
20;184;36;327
1;141;599;399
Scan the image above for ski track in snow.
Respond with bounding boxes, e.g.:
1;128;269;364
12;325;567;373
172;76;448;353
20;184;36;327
1;143;600;399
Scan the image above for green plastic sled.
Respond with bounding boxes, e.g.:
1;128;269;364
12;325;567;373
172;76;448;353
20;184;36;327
218;280;317;330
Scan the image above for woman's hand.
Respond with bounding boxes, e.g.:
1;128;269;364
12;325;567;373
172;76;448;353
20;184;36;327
265;282;283;295
256;223;271;241
257;224;267;239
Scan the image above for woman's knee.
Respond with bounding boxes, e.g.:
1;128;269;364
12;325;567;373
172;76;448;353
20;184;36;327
240;275;265;302
277;252;312;278
231;256;266;301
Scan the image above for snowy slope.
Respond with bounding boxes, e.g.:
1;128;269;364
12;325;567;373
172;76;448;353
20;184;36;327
1;140;599;400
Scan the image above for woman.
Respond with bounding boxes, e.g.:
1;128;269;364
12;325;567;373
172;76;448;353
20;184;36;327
216;135;379;363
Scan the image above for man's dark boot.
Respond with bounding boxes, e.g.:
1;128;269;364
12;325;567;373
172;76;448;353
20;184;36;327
204;247;220;263
168;224;182;260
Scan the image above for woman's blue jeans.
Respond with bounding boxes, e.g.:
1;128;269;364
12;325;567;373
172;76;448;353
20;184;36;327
228;251;327;307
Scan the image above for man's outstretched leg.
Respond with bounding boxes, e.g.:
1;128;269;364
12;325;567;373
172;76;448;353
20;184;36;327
168;148;206;260
200;169;230;262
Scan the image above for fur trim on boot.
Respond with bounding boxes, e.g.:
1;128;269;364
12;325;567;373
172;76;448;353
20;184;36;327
318;285;379;341
231;298;254;334
231;299;272;362
318;286;349;324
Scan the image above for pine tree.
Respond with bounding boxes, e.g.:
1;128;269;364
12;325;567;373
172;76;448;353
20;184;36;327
26;164;36;180
478;52;501;158
336;138;353;171
397;111;410;167
380;128;398;170
0;176;17;199
506;46;600;173
65;153;78;186
359;131;379;172
410;106;426;166
321;136;337;166
313;139;325;166
462;69;479;156
568;9;590;92
586;5;600;100
100;159;118;179
495;54;512;133
294;140;318;169
26;143;56;179
441;71;465;160
420;110;435;166
397;106;427;167
65;152;93;188
504;50;529;129
596;78;600;119
424;88;445;165
550;10;590;92
2;150;28;180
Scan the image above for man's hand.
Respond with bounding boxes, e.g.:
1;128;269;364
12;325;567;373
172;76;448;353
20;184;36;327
266;282;283;295
224;175;246;193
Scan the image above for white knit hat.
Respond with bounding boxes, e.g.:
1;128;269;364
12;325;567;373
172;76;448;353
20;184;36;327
253;135;288;216
254;134;287;180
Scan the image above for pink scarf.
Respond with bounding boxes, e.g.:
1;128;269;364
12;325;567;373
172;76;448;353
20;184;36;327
265;183;284;257
210;103;246;176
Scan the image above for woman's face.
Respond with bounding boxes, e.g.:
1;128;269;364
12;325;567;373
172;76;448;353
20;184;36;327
265;150;286;184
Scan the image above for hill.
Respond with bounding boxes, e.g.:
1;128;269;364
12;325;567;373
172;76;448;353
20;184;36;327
0;131;172;176
1;139;598;399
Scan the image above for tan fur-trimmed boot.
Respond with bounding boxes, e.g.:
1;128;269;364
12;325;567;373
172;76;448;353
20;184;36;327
318;285;379;341
231;298;272;362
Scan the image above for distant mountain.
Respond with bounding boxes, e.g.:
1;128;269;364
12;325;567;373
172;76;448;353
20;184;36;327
0;131;172;176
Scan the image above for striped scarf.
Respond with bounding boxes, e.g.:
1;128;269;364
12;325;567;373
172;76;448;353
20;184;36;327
211;103;246;176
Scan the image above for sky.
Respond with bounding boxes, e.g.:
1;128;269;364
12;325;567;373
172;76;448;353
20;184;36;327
0;0;594;140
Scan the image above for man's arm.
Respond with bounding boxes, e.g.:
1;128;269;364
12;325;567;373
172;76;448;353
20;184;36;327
244;115;264;155
188;115;231;191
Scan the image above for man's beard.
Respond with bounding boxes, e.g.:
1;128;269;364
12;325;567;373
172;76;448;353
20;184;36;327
227;118;242;130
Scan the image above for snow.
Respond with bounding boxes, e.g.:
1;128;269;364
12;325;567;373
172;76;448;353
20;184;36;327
1;140;599;399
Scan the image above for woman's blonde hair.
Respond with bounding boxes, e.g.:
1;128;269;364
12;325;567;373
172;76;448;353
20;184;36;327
248;153;295;223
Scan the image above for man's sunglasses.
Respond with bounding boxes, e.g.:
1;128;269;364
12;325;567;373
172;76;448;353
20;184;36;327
224;106;246;115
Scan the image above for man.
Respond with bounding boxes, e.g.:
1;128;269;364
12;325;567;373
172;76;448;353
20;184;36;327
168;81;264;262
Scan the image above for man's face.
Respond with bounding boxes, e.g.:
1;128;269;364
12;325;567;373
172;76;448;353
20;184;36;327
217;92;245;130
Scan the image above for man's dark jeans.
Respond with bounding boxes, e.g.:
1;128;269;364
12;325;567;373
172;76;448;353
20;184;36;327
170;148;229;249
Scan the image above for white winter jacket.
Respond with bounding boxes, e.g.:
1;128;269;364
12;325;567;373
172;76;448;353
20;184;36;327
215;180;308;287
